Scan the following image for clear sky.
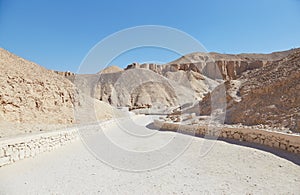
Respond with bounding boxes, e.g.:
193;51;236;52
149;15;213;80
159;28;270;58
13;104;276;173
0;0;300;72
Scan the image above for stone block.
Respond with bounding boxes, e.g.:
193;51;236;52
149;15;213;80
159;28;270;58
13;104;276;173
0;148;4;157
0;156;10;167
264;140;273;147
221;132;227;138
25;147;31;158
273;142;280;148
250;134;258;139
287;146;295;153
233;133;241;140
253;138;261;144
280;143;286;150
30;148;36;157
5;146;13;156
11;151;19;162
19;149;25;159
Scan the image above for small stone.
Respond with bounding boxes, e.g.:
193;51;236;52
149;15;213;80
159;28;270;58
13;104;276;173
250;134;257;139
273;142;280;148
11;151;19;162
221;132;227;138
280;143;286;150
287;146;295;153
233;133;241;140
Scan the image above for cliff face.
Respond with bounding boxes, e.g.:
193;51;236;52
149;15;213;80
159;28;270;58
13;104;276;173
125;49;297;80
199;50;300;132
203;59;268;80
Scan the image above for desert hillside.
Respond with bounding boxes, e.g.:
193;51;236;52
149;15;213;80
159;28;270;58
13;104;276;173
64;64;218;112
46;48;300;133
0;48;78;124
0;48;123;136
61;49;297;112
199;49;300;132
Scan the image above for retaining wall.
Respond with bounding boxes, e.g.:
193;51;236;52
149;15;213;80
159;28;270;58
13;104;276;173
0;116;141;168
154;120;300;154
0;128;79;167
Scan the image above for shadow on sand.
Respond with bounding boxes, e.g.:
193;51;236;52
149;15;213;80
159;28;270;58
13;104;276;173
146;122;300;166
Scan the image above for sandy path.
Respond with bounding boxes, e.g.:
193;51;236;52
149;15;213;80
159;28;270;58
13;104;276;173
0;116;299;194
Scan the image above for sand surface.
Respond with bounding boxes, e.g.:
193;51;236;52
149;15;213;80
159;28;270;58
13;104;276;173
0;116;299;194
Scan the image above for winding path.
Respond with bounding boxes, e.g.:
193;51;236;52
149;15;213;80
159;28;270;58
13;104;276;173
0;116;299;194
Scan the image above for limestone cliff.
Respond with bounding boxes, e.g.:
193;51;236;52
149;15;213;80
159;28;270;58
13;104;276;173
125;49;297;80
199;49;300;132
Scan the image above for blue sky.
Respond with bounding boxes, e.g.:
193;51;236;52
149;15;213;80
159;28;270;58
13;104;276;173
0;0;300;72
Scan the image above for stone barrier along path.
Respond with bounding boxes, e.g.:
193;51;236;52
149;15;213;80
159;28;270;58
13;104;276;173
0;128;79;167
154;120;300;154
0;115;141;168
1;116;299;168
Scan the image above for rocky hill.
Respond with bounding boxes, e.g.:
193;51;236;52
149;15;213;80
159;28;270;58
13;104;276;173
0;48;122;127
49;48;300;133
59;48;299;115
71;68;216;111
199;49;300;132
0;48;78;124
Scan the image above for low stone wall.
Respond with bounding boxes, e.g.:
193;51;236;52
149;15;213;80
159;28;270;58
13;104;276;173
0;128;79;167
154;120;300;154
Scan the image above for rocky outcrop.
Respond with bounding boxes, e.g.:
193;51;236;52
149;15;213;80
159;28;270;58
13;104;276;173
203;59;268;80
125;62;204;76
52;71;75;77
198;50;300;132
125;49;298;80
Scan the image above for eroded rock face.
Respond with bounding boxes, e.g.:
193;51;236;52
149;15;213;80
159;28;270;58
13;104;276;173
199;50;300;132
58;49;298;113
77;68;206;110
125;49;297;80
203;59;268;80
130;81;177;109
